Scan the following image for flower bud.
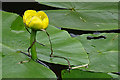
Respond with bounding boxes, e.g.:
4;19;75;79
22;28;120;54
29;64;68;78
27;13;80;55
23;10;49;30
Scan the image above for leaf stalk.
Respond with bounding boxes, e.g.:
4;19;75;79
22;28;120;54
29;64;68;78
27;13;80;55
30;29;37;60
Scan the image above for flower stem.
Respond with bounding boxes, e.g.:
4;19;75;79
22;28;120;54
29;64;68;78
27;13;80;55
30;29;37;60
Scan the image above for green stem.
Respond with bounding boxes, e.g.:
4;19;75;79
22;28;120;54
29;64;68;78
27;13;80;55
30;29;37;60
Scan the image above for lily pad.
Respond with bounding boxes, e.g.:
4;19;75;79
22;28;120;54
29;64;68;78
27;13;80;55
76;33;118;72
36;25;89;66
62;69;112;78
2;11;56;78
38;2;117;10
108;73;118;78
3;56;56;78
2;11;89;68
35;2;118;31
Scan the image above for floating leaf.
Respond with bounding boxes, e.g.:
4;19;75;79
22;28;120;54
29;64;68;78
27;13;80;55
76;33;118;72
2;11;89;69
3;56;57;78
36;25;89;65
2;11;56;78
62;69;112;78
108;73;118;78
38;2;117;10
35;2;118;30
11;16;25;31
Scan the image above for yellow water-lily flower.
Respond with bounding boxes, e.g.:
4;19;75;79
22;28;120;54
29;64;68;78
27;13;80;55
23;10;49;30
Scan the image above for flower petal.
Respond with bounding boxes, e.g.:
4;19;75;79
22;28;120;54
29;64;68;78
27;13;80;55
42;17;49;29
28;16;44;30
23;10;49;30
23;10;37;23
37;11;48;20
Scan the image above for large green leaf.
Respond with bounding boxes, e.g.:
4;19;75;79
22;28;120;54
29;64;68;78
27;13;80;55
62;69;112;78
108;73;118;78
2;11;56;78
76;33;118;72
36;0;117;10
36;25;89;65
3;56;56;78
38;2;117;10
36;2;118;31
11;16;25;31
2;11;88;68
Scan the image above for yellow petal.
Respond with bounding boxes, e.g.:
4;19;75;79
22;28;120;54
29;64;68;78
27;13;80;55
28;16;45;30
42;17;49;29
25;16;33;27
23;10;37;23
37;11;49;29
23;10;49;30
36;11;48;20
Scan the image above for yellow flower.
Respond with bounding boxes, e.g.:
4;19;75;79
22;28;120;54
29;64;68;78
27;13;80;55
23;10;49;30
